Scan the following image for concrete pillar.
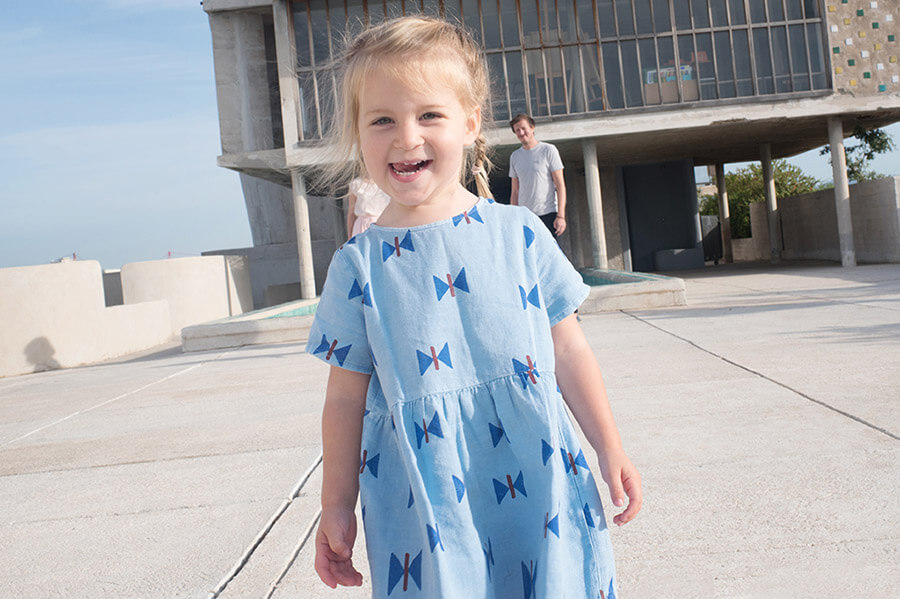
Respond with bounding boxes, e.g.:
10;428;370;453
760;143;781;263
291;169;316;299
582;138;608;269
715;163;734;263
273;0;301;147
828;116;857;267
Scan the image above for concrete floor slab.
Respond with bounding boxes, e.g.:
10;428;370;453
1;262;897;598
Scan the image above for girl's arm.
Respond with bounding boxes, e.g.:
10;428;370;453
315;365;370;588
552;314;642;526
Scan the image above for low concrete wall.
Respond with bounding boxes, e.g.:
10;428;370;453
121;255;253;339
1;255;255;378
782;177;900;264
732;202;770;262
734;176;900;264
0;261;172;377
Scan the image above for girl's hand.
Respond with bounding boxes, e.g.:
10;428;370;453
315;506;363;588
597;447;642;526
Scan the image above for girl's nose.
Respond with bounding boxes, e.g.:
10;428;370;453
394;120;424;150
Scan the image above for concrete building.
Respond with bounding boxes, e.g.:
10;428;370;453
202;0;900;306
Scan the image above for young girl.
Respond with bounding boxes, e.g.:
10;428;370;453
308;16;641;598
347;176;390;238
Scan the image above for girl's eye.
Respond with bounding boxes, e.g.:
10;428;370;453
421;112;441;121
372;117;392;126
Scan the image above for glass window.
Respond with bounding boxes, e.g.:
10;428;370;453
482;0;501;49
771;26;791;92
788;24;810;91
692;0;710;29
521;0;540;46
601;41;625;109
616;0;635;36
806;22;826;89
767;0;784;21
563;45;586;113
598;0;616;39
583;45;605;110
749;1;767;23
653;0;671;33
639;37;658;83
695;32;716;99
620;40;642;107
732;29;753;95
710;0;729;26
526;49;549;116
657;34;675;69
803;0;820;18
423;0;441;18
675;1;692;30
443;0;462;25
487;52;509;121
728;0;746;25
785;0;804;21
577;0;597;40
558;0;578;43
753;28;774;94
461;0;482;43
298;72;318;139
294;5;311;68
635;0;653;34
714;30;736;97
545;47;568;114
500;0;519;47
309;0;329;65
316;70;334;127
541;0;561;45
346;2;366;36
329;4;346;49
506;51;528;116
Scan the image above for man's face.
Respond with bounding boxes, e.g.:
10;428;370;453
512;120;536;147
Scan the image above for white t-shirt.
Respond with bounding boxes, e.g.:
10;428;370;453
508;141;564;217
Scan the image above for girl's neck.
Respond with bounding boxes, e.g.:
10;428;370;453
376;184;479;228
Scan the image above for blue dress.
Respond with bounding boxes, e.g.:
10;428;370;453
306;198;618;598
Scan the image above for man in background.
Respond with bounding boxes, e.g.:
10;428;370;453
508;114;567;237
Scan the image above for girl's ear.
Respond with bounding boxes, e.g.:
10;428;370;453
463;106;482;146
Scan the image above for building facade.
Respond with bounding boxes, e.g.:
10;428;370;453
203;0;900;305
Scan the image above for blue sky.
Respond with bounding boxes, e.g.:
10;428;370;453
1;2;898;270
0;1;250;270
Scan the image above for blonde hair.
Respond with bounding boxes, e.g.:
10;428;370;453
321;16;493;199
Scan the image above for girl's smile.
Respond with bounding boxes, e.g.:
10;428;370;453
357;65;480;227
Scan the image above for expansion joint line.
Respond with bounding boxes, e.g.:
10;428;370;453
622;311;899;442
207;452;323;599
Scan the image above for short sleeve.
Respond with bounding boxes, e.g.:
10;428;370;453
528;213;589;326
305;250;374;374
548;144;564;172
508;151;518;179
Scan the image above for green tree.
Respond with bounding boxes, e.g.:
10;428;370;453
701;160;820;238
820;126;896;183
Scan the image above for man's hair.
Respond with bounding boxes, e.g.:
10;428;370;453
509;113;535;130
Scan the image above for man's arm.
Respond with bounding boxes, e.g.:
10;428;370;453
510;177;519;206
551;168;567;236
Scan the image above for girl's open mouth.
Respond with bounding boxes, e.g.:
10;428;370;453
390;160;431;176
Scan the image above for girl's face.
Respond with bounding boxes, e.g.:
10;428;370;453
357;63;480;222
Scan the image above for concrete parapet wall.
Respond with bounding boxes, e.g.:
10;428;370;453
782;176;900;263
732;201;771;262
0;261;172;378
121;256;253;338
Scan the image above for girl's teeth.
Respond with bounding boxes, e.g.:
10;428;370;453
391;160;428;174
